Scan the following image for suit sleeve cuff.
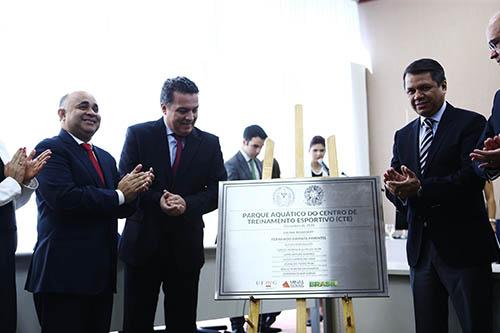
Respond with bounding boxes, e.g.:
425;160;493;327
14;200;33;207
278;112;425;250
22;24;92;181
485;168;500;181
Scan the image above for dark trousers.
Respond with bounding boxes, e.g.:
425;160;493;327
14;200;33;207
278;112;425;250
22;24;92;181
410;236;493;333
0;230;17;333
122;251;200;333
33;292;113;333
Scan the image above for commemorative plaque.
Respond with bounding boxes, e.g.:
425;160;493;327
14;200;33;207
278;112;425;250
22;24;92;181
215;177;388;299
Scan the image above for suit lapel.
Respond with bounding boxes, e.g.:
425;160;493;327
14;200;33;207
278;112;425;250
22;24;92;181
153;119;173;187
422;104;454;175
236;151;252;180
59;130;104;187
93;148;114;189
407;120;421;177
172;127;202;185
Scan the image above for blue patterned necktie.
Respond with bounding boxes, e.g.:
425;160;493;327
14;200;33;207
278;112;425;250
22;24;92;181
419;118;434;174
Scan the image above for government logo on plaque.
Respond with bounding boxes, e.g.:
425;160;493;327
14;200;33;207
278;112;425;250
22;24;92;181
215;177;388;300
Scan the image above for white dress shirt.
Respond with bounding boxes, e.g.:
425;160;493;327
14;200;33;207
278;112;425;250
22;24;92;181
66;132;125;205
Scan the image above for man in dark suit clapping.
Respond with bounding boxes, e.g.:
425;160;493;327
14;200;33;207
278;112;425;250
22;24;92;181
470;12;500;177
384;59;498;333
25;91;153;333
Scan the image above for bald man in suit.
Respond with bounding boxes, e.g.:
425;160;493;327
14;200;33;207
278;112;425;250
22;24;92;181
25;91;152;333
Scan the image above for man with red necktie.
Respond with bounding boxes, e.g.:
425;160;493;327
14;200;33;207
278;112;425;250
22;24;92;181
119;77;227;332
25;91;153;333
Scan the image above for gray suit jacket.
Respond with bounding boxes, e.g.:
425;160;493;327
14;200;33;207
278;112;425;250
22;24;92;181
225;151;262;180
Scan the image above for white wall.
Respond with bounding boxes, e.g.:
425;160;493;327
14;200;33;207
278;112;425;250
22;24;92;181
358;0;500;225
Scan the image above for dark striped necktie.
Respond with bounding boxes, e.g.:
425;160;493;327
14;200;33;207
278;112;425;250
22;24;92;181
419;118;434;174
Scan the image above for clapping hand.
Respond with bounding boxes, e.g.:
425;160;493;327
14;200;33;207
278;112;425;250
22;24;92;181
383;165;421;199
4;148;27;184
23;149;52;184
118;164;155;203
470;134;500;169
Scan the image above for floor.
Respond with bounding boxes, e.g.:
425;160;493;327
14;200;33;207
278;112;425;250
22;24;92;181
196;309;324;332
112;309;323;333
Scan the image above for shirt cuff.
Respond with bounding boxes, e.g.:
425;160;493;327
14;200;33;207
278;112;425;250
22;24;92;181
22;177;38;190
116;190;125;205
2;177;22;195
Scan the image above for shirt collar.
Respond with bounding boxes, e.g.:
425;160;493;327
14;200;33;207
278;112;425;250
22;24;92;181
163;118;174;136
240;149;253;162
420;101;447;126
66;130;90;146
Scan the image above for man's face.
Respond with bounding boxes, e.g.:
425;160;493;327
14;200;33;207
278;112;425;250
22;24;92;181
59;91;101;142
487;16;500;64
404;72;446;117
162;91;198;137
242;137;265;159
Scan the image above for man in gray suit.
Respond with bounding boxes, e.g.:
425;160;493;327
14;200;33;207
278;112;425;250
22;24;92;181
225;124;267;182
225;124;281;333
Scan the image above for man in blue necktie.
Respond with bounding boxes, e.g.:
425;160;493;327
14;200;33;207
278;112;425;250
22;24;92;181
384;59;497;333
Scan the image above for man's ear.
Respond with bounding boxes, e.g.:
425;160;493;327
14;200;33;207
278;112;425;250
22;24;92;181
57;108;66;121
161;104;168;115
441;80;447;92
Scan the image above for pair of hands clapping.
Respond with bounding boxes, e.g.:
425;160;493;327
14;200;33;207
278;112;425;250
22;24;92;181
383;165;421;199
118;165;186;216
470;134;500;169
118;164;155;203
4;148;52;185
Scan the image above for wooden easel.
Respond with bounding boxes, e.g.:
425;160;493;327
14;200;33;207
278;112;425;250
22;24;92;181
246;134;309;333
296;104;356;333
245;138;275;333
245;104;355;333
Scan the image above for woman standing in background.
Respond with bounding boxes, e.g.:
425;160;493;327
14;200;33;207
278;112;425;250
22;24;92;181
307;135;330;177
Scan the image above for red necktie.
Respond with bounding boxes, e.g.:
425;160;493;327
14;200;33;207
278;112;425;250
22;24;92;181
171;135;183;176
81;143;105;185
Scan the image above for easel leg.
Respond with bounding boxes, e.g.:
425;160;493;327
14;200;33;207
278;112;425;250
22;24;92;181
247;297;260;333
342;296;356;333
296;298;307;333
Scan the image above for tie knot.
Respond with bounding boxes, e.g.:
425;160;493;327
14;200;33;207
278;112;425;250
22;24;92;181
81;143;92;152
423;118;434;129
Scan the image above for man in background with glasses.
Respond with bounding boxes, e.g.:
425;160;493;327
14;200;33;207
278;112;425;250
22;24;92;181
471;12;500;175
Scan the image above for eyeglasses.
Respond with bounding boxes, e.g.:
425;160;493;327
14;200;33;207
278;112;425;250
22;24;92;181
489;38;500;52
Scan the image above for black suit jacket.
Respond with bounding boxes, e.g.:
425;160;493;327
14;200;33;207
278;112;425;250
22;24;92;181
25;129;135;294
387;103;498;267
474;89;500;179
118;119;226;271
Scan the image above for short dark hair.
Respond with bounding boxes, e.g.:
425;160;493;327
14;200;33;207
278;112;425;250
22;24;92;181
243;125;267;141
403;58;446;87
310;135;326;149
160;76;199;105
